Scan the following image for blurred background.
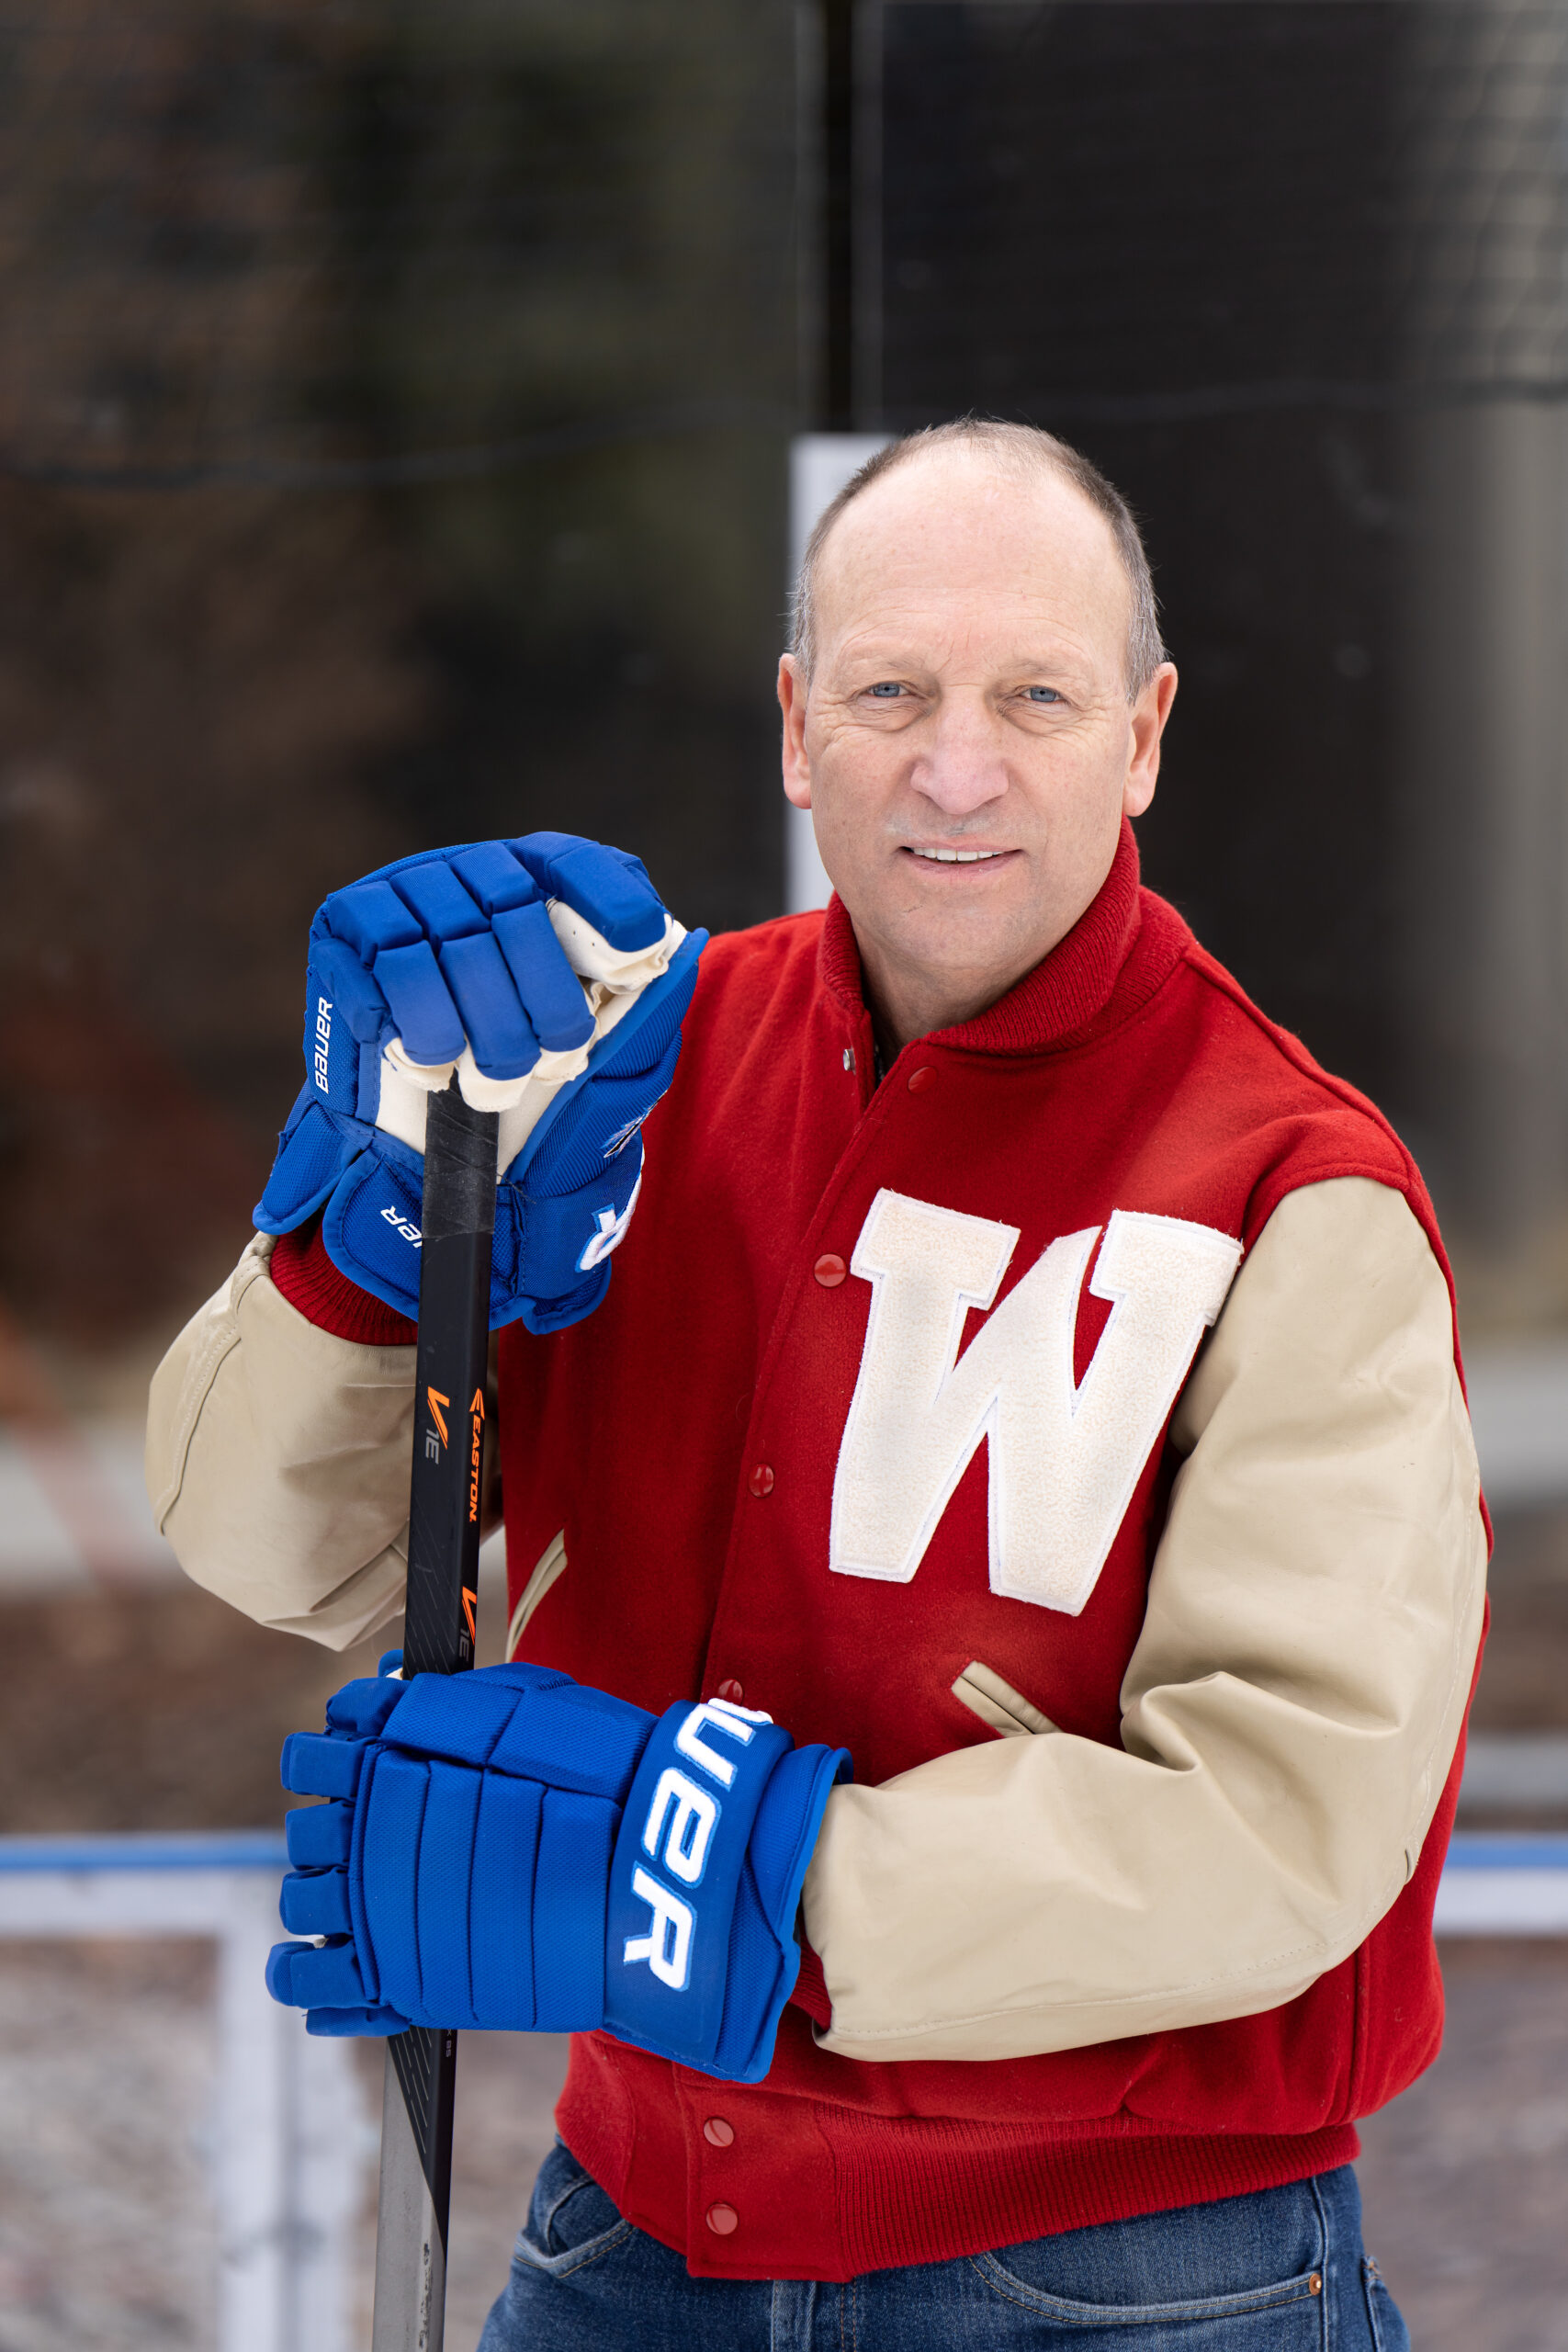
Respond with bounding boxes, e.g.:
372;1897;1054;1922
5;1;1568;2346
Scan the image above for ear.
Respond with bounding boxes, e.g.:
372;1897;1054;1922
1123;662;1178;819
779;655;812;810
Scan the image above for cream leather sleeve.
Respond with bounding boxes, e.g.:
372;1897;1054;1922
804;1176;1487;2064
144;1235;416;1650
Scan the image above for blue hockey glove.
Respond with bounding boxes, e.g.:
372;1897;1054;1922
254;834;705;1332
265;1656;851;2085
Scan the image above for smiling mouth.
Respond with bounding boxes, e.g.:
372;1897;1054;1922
904;845;1011;865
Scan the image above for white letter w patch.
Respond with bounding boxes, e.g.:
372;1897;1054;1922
829;1191;1241;1614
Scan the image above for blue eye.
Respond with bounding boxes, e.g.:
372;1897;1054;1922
868;682;903;698
1024;686;1062;704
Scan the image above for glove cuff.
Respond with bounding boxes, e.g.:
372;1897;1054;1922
602;1699;850;2082
254;1092;364;1237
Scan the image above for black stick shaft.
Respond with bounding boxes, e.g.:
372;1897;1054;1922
372;1080;499;2352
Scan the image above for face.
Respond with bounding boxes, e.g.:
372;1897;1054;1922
778;447;1178;1045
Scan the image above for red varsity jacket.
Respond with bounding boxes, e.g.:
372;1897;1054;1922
278;820;1480;2280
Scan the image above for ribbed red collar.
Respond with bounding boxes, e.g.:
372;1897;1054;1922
816;817;1157;1057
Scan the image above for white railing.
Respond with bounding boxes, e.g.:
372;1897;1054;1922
1433;1832;1568;1932
0;1832;369;2352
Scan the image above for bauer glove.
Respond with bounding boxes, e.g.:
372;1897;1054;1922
266;1656;851;2085
254;833;704;1332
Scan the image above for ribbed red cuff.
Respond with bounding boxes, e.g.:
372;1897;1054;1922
269;1221;417;1347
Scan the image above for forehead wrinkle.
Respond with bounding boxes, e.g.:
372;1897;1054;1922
828;594;1111;684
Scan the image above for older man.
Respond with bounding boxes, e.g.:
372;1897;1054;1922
148;420;1482;2349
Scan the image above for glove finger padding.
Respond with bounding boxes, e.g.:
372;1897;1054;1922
353;1750;619;2031
350;1658;655;2033
254;831;704;1330
270;1659;658;2037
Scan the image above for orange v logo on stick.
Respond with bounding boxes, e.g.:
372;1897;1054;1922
461;1586;477;1642
426;1387;450;1447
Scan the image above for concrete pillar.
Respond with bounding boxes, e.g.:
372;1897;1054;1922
1397;4;1568;1252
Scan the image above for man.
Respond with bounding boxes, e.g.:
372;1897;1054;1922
148;420;1483;2348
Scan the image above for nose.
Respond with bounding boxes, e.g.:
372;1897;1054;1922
908;695;1009;821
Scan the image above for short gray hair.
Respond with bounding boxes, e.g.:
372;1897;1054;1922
790;417;1167;700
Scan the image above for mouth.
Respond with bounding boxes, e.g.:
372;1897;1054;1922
900;844;1016;866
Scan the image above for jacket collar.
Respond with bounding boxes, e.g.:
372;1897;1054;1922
817;817;1159;1057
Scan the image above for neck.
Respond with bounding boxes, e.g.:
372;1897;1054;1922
856;935;1053;1058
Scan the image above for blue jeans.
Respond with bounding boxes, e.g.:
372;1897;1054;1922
476;2140;1409;2350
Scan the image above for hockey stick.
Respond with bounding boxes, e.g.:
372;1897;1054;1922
372;1076;499;2352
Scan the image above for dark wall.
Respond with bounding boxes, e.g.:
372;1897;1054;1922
874;2;1406;1106
0;0;798;1344
305;14;797;931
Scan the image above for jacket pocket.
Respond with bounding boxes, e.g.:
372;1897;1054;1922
950;1659;1058;1737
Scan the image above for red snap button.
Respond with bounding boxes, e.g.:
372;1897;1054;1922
907;1065;936;1093
748;1464;774;1498
814;1253;847;1287
703;2116;736;2148
716;1679;744;1705
705;2200;739;2235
